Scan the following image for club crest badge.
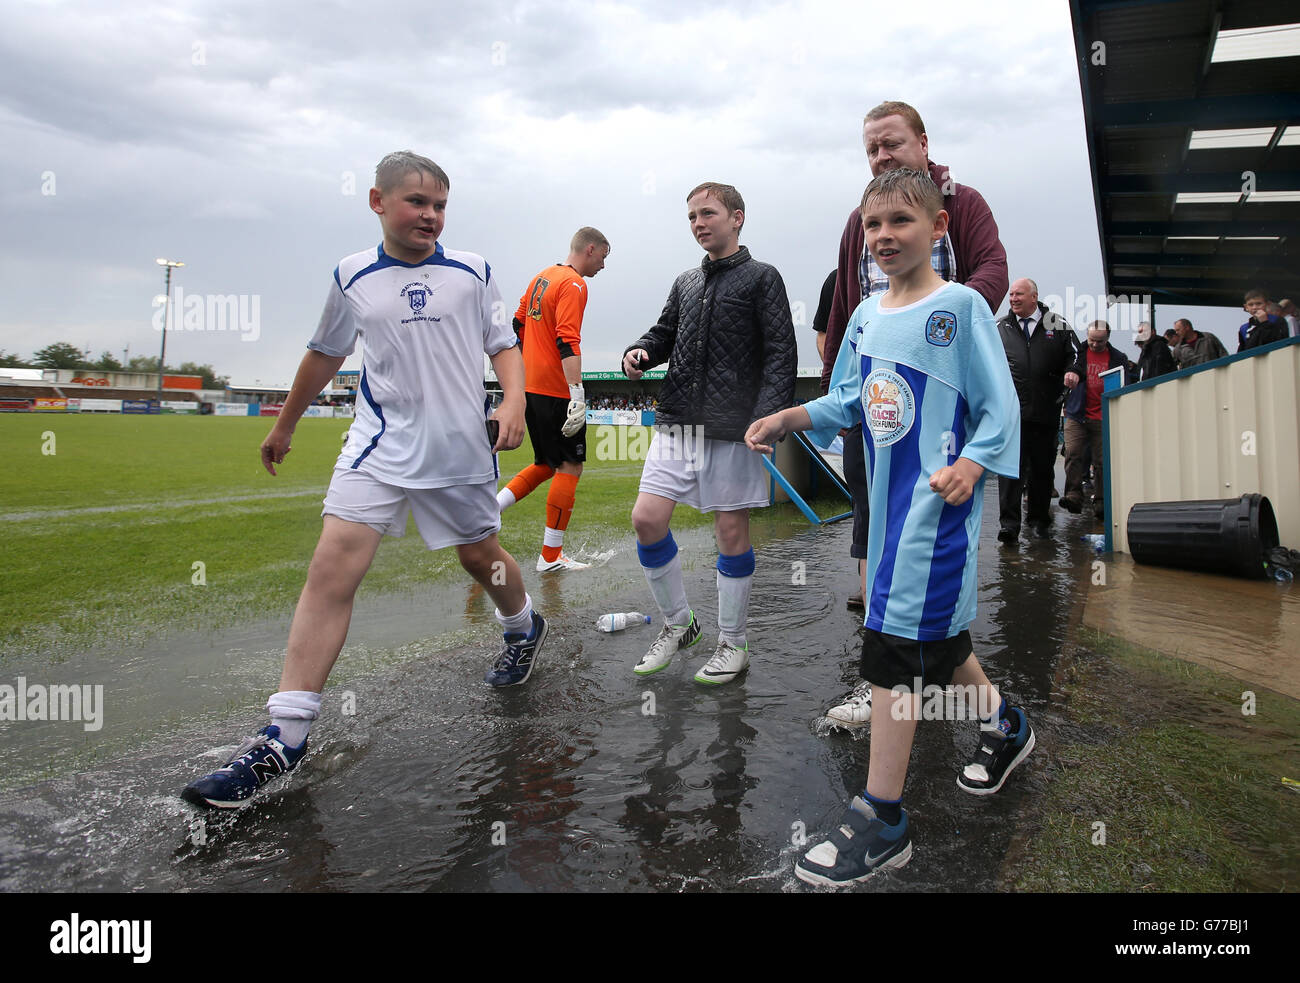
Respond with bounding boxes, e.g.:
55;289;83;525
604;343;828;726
400;282;441;323
926;310;957;347
403;283;428;313
862;369;916;447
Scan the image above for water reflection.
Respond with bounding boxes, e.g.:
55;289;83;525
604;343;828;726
0;503;1112;892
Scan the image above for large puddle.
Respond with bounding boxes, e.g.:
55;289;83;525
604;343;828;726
0;487;1153;892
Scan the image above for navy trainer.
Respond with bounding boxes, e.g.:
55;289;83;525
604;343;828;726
181;725;307;809
485;611;547;687
958;705;1036;795
796;796;912;887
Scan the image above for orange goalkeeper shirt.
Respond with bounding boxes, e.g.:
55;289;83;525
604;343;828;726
513;264;587;398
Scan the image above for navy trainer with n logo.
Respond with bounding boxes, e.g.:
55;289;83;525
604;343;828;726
182;725;307;809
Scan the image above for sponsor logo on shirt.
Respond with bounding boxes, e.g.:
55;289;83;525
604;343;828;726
925;310;957;347
400;281;442;324
862;369;916;447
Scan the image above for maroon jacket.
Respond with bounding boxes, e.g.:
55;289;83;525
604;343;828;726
821;159;1008;392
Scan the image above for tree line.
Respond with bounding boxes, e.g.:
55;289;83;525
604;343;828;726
1;343;229;390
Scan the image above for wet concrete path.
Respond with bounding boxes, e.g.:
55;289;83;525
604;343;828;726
0;494;1118;892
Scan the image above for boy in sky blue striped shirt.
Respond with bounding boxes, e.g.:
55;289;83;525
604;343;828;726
746;168;1035;886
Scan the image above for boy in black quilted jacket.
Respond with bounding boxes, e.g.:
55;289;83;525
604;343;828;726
621;182;796;685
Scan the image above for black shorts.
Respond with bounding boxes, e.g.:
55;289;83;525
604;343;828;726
525;392;585;468
859;628;972;689
842;424;869;560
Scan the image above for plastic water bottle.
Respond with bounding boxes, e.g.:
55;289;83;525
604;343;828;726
596;612;651;632
1081;533;1106;553
1272;566;1294;583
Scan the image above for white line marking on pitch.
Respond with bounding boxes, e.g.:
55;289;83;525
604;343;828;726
0;489;323;522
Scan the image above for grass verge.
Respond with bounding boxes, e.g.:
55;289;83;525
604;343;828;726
1006;626;1299;891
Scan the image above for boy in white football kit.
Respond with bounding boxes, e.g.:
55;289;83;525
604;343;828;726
623;182;796;685
183;152;547;809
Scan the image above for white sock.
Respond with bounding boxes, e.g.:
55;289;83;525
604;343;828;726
495;592;534;636
543;526;565;549
717;569;752;647
266;690;321;748
644;553;689;626
497;488;516;512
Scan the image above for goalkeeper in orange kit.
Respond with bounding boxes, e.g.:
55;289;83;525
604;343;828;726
497;227;611;571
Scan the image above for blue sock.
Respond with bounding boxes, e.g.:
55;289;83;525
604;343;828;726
982;698;1013;735
861;790;902;825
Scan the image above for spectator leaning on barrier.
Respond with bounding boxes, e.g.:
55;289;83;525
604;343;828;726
995;277;1079;539
1134;320;1176;382
1171;317;1227;369
1238;289;1290;352
1063;321;1134;519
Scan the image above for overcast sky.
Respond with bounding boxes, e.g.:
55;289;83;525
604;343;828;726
1;0;1239;386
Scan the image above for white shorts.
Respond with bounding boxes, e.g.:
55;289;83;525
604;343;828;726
638;427;770;513
322;468;500;550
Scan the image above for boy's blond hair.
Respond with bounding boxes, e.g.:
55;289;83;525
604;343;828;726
375;151;450;192
571;227;610;253
687;182;745;232
860;167;943;218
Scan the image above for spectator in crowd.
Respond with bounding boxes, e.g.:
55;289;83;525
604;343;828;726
1238;289;1290;352
1134;320;1175;382
1278;298;1299;338
1062;321;1134;518
1171;318;1227;369
812;270;837;363
996;277;1079;538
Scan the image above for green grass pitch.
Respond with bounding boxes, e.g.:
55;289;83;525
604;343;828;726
0;414;722;656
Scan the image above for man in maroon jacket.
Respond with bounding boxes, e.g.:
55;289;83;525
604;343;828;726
819;100;1009;731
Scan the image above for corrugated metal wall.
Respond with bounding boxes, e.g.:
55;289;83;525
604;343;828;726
1106;339;1300;553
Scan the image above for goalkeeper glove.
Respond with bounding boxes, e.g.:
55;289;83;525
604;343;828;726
561;384;586;437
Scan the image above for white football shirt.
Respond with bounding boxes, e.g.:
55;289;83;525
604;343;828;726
309;242;515;488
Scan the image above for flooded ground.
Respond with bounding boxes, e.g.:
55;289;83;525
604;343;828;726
0;483;1216;892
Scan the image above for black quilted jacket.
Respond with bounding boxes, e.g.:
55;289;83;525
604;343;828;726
624;247;796;442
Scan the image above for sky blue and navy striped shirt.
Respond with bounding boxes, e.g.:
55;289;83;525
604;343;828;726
806;281;1019;641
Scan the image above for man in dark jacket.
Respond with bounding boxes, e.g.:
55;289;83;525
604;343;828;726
1063;321;1135;518
1134;321;1176;381
996;278;1078;540
622;181;795;686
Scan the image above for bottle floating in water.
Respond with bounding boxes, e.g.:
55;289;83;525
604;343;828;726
596;612;651;632
1272;566;1294;583
1081;533;1106;552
